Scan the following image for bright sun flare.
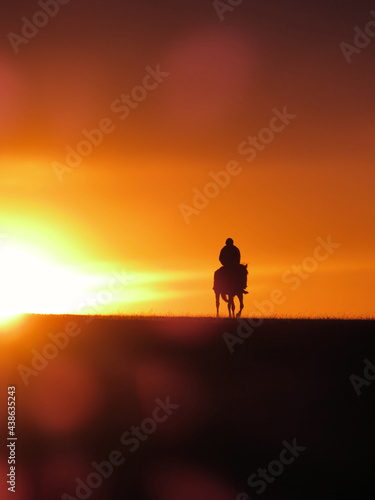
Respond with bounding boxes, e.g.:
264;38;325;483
0;238;200;325
0;244;99;323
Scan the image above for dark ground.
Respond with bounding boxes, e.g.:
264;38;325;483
1;316;375;499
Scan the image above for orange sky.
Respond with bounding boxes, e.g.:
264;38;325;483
1;0;375;318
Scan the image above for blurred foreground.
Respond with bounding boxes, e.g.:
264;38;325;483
1;316;375;499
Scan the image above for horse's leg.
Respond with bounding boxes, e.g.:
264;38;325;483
215;291;220;317
228;294;234;317
229;294;232;317
236;292;244;318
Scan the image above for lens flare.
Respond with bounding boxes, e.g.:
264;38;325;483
0;243;98;321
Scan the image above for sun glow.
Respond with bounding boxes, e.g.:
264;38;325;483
0;238;201;323
0;243;101;323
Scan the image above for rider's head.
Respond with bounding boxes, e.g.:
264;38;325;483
225;238;234;245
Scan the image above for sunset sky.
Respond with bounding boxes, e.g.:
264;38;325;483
1;0;375;319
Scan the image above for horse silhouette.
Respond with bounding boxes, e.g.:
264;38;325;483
213;264;248;317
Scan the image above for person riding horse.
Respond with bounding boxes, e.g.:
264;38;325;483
213;238;248;316
219;238;248;293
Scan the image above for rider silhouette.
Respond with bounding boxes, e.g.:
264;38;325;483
219;238;241;267
219;238;248;293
